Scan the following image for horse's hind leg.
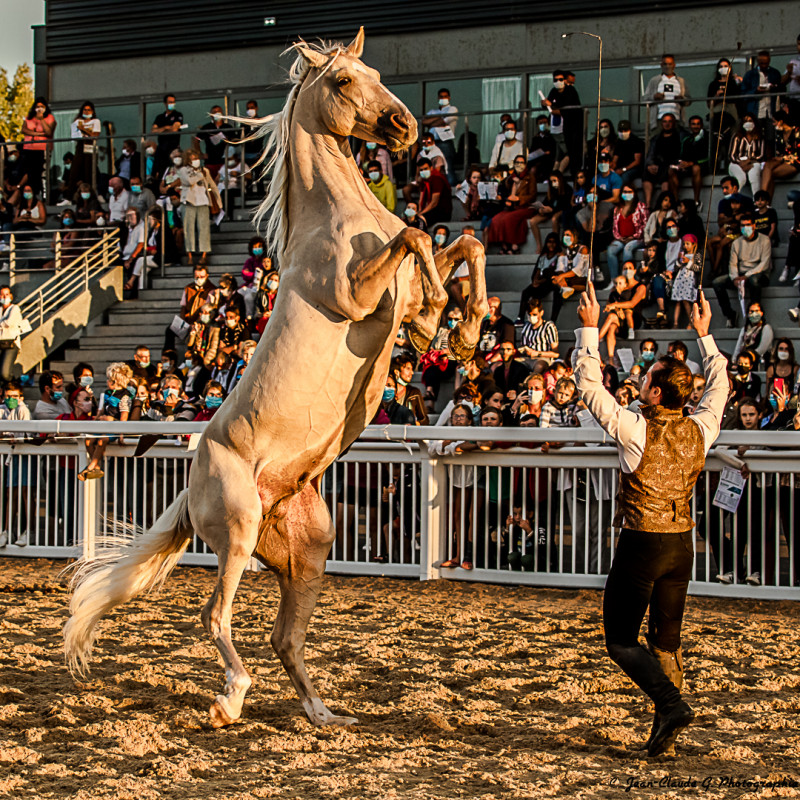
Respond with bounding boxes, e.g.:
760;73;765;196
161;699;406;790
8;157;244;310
195;483;261;728
264;484;357;726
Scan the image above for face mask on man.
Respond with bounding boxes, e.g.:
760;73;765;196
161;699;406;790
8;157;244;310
200;314;211;324
618;130;631;140
585;193;596;204
368;171;380;182
131;185;142;194
538;123;549;133
167;103;175;111
741;225;754;238
136;359;150;368
63;217;74;226
504;129;516;140
52;390;64;401
438;97;449;107
447;318;459;329
598;162;610;174
736;363;750;376
96;217;106;226
419;169;431;180
246;108;256;118
162;387;179;400
146;147;155;156
8;154;18;162
553;80;565;89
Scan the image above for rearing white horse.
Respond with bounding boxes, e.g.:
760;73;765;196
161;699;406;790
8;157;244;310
64;28;488;728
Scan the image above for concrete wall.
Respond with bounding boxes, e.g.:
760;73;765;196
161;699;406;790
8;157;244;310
47;1;797;105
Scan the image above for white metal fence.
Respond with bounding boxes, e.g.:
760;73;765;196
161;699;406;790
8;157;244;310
0;421;798;600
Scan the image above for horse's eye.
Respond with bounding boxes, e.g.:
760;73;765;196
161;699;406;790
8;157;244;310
337;77;351;88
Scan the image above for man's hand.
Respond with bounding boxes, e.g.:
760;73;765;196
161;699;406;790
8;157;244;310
578;282;601;328
690;289;712;337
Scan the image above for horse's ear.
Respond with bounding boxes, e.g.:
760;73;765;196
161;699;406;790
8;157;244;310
346;27;365;58
294;43;327;69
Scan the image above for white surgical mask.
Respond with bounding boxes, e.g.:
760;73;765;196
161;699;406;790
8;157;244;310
191;158;201;168
146;146;155;156
438;97;449;107
528;390;543;404
212;113;222;121
368;171;380;181
403;207;416;218
619;130;630;140
719;65;730;76
246;108;256;118
504;129;516;140
553;80;565;90
419;169;431;180
742;121;755;133
96;217;106;226
173;156;183;166
777;350;790;361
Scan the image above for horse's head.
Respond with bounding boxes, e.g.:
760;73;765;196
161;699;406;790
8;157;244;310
293;28;417;151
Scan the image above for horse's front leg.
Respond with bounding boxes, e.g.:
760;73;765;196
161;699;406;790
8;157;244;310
431;235;489;361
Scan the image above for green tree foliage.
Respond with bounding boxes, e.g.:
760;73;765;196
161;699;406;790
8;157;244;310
0;64;35;141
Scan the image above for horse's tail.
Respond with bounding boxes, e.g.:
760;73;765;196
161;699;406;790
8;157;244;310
63;487;193;677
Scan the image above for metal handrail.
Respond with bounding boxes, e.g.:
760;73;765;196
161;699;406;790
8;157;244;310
16;228;120;331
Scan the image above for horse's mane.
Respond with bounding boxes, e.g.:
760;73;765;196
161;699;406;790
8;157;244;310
229;39;346;259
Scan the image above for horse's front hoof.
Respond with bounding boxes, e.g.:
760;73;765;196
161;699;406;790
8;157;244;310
407;325;433;354
447;326;477;362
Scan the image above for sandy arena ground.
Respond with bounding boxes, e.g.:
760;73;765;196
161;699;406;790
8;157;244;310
1;558;799;799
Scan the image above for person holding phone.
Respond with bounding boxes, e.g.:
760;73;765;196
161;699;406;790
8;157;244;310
572;284;727;757
765;339;798;400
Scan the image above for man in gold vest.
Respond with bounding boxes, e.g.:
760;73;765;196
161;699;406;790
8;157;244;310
572;284;728;757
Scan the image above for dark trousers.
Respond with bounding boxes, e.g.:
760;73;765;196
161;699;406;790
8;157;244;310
712;273;769;322
603;528;693;713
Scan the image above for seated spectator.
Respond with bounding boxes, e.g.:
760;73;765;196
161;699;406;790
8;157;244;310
676;198;706;246
241;236;269;286
510;372;546;422
32;370;70;419
528;170;571;253
211;350;237;394
254;270;280;335
566;169;589;230
708;180;753;274
488;119;524;171
526;115;556;182
366;160;396;212
380;374;415;425
761;112;799;199
599;273;647;362
402;201;427;231
753;190;778;249
728;114;766;197
0;380;32;546
485;156;536;254
186;302;220;367
183;353;213;402
145;374;197;422
518;297;559;362
414;158;451;225
456;167;485;222
477;296;516;363
635;338;659;372
670;115;709;205
128;176;156;215
193;380;226;421
642;113;682;209
590;152;622;206
166;264;216;349
12;185;46;231
492;342;531;401
670;234;702;328
122;207;147;291
765;338;799;399
219;306;248;355
662;217;684;275
613;120;645;184
72;182;102;228
712;213;771;327
666;340;701;376
729;349;762;405
551;228;590;322
586;118;617;166
127;345;157;381
543;359;568;398
213;273;245;321
733;301;774;365
421;308;461;410
643;54;690;124
643;190;677;246
114;139;140;187
518;233;561;317
455;355;495;401
356;140;394;182
606;185;648;278
416;132;447;176
3;145;29;201
107;177;130;224
390;354;428;425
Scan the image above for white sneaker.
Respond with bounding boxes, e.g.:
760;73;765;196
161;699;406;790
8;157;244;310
716;571;733;585
593;267;604;283
793;270;800;284
779;266;791;283
56;199;72;207
13;533;28;547
788;307;799;323
627;329;635;340
745;572;761;586
0;531;7;547
696;201;703;213
0;242;8;253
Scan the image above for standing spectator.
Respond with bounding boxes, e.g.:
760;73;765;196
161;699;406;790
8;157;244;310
670;234;701;329
366;161;395;212
179;149;213;266
239;100;264;174
543;69;583;179
20;97;56;197
606;185;648;279
728;114;766;196
518;298;559;362
642;54;691;124
0;381;32;548
613;120;645;185
415;158;451;225
32;371;70;420
712;213;771;326
760;112;799;199
66;101;101;196
526;115;556;182
421;88;458;180
741;51;783;128
642;114;682;209
0;285;23;381
194;105;235;180
114;139;141;187
528;170;571;253
782;34;800;115
670;116;709;205
151;94;184;179
707;58;742;168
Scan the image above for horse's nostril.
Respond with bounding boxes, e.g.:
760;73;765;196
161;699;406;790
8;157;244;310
390;112;409;132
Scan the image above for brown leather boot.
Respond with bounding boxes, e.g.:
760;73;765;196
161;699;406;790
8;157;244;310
643;643;683;756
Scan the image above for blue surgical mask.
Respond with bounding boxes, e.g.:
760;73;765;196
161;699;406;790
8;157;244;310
80;192;90;200
53;390;63;400
23;192;33;200
434;233;446;245
252;246;264;256
419;169;431;180
741;225;754;238
403;207;416;218
585;193;596;204
622;192;634;202
266;279;279;291
63;217;74;226
642;351;655;362
457;366;467;376
382;387;396;403
131;185;142;194
538;123;548;132
127;385;137;396
768;395;778;411
562;235;573;246
205;395;223;409
598;162;610;174
167;103;175;111
447;319;458;329
365;142;377;150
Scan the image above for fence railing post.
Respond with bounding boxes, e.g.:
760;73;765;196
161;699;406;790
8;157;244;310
644;103;652;157
38;290;44;328
55;230;61;270
9;233;15;285
79;450;101;560
419;453;446;581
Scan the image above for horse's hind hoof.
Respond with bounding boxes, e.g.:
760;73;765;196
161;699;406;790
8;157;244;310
209;698;237;728
447;326;477;362
407;325;433;354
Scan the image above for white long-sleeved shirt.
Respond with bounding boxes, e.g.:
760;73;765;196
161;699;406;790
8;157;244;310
571;327;728;473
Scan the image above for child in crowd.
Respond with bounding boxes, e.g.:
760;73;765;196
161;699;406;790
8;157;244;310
753;190;778;246
539;377;577;430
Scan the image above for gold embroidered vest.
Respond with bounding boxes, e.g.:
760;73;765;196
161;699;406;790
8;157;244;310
614;405;705;533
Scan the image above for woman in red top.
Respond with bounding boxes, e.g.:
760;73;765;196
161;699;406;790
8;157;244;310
193;380;226;422
606;184;648;278
21;97;57;197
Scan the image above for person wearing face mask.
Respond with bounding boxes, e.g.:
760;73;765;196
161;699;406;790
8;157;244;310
662;219;683;277
194;106;235;181
0;285;24;381
219;307;247;356
187;302;221;367
106;176;130;224
455;168;485;222
413;157;452;225
590;152;622;208
667;116;709;206
390;354;428;425
712;212;772;327
0;381;32;548
543;69;583;180
151;93;184;178
421;88;458;183
613;121;645;185
642;54;690;124
12;184;46;231
727;350;762;408
71;182;101;227
213;272;246;323
356;140;394;183
412;134;446;177
193;380;227;422
401;201;427;231
489;121;525;171
607;185;648;279
66;362;96;403
20;97;56;196
485;157;537;255
241;236;269;286
216;151;248;209
733;302;773;366
365;160;395;212
707;59;742;168
65;101;101;196
127;177;156;216
421;308;463;411
254;270;280;335
586;117;617;170
642;114;682;210
526;115;556;183
728;114;765;197
551;228;590;321
31;370;70;420
179;148;214;266
669;234;704;329
145;374;196;422
600;273;647;361
518;232;561;317
113;138;141;187
635;339;659;373
3;146;30;203
160;148;185;198
519;298;559;363
166;265;217;350
765;338;799;399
